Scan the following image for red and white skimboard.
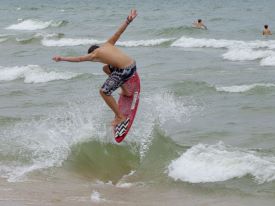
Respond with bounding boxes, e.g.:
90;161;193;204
113;72;140;143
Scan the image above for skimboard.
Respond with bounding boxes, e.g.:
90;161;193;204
113;72;140;143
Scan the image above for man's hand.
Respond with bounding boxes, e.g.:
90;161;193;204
126;9;137;24
52;56;62;62
107;9;137;45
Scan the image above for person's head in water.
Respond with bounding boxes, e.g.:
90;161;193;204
193;19;207;29
263;24;272;35
88;45;99;54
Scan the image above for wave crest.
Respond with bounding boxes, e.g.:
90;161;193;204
0;90;198;182
216;83;275;93
0;65;80;83
6;19;67;31
168;142;275;184
172;36;275;66
41;38;173;47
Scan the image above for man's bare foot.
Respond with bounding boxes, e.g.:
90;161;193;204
112;115;126;126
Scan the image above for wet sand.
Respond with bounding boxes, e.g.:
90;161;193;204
1;169;275;206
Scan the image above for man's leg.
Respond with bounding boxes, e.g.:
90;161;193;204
99;89;126;126
103;65;111;75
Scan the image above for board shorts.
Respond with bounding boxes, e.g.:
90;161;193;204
101;61;136;96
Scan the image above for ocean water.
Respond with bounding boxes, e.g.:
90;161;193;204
1;0;275;205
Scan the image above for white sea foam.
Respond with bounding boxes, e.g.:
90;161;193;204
116;38;173;47
0;34;9;43
168;142;275;184
116;182;134;188
0;65;80;83
260;55;275;66
116;170;136;188
15;32;62;43
133;91;199;158
0;98;107;182
0;96;106;181
5;19;65;31
41;38;104;47
41;38;172;47
94;174;138;189
216;83;275;93
172;36;275;49
6;19;52;31
0;37;8;43
172;36;275;66
0;161;58;182
171;36;241;48
34;32;61;38
150;92;196;125
90;191;106;203
223;48;275;61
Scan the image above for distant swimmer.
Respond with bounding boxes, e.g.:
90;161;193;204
263;24;272;35
192;19;207;30
53;9;138;127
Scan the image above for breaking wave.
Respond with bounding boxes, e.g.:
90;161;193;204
172;36;275;66
216;83;275;93
0;91;197;182
41;38;173;47
0;65;80;83
6;19;67;31
168;142;275;184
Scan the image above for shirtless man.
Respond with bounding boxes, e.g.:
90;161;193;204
193;19;207;30
53;9;138;126
263;25;272;35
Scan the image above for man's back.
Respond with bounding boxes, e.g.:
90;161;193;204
94;43;133;68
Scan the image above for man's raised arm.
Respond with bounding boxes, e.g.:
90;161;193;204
107;9;137;45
